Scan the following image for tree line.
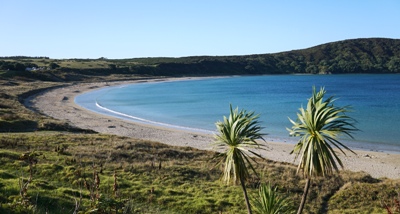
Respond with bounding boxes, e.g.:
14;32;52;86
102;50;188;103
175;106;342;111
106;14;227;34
0;56;49;59
2;38;400;78
139;38;400;76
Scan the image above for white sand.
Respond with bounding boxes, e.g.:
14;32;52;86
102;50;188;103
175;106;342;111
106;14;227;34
27;78;400;179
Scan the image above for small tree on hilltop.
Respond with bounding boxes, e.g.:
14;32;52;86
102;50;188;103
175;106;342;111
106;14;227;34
48;62;60;69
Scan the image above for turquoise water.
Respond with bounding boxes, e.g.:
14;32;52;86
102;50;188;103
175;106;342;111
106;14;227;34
75;74;400;153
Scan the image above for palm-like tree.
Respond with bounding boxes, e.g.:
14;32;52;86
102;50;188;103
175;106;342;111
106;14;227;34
287;87;358;214
214;105;265;214
252;183;294;214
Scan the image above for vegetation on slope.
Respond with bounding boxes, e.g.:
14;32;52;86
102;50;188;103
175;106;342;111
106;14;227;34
1;133;399;214
1;38;400;81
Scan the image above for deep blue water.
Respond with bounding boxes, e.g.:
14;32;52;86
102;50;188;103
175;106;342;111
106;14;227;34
75;74;400;153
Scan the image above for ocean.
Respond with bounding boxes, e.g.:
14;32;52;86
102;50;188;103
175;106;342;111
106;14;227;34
75;74;400;153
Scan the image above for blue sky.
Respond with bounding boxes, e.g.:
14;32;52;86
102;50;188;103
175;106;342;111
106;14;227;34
1;1;399;59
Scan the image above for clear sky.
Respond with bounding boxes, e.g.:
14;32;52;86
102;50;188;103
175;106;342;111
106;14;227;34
1;1;399;59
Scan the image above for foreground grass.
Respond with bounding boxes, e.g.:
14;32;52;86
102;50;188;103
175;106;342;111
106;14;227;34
0;133;239;213
0;133;399;213
0;77;399;213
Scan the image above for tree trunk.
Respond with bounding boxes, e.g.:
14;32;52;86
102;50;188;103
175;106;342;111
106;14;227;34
297;178;311;214
240;176;252;214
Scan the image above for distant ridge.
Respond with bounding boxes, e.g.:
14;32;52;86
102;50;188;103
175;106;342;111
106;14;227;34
1;38;400;81
141;38;400;75
283;38;400;72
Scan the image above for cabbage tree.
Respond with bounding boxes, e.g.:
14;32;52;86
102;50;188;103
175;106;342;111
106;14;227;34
214;105;265;214
287;87;357;214
252;182;294;214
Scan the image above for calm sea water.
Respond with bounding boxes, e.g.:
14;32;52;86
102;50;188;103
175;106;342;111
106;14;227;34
75;74;400;153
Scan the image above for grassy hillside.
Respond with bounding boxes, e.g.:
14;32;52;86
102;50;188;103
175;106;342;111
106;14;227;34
1;132;399;214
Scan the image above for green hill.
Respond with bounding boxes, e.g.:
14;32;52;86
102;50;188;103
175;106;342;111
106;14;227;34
1;38;400;81
144;38;400;76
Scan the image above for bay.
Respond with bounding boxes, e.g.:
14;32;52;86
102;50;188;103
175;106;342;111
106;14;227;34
75;74;400;153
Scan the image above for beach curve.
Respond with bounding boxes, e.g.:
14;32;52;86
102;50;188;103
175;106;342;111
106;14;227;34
27;78;400;179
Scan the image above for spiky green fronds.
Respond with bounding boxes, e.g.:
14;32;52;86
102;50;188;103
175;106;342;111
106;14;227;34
214;105;266;184
252;183;295;214
287;87;358;178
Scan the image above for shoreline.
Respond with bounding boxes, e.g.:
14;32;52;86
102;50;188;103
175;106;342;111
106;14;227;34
27;78;400;179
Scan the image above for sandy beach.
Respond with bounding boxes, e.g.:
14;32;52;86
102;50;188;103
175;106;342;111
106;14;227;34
26;78;400;179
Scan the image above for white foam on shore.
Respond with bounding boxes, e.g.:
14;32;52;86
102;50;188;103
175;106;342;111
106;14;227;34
95;101;214;134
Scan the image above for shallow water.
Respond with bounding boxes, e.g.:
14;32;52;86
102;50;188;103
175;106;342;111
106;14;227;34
75;74;400;153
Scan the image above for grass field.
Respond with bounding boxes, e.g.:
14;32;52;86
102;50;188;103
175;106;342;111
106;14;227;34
1;132;399;213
